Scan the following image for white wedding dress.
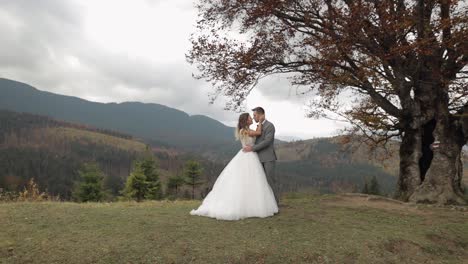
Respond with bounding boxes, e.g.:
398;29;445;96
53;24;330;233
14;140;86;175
190;134;279;220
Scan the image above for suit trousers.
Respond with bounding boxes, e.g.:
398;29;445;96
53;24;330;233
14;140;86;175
262;161;279;204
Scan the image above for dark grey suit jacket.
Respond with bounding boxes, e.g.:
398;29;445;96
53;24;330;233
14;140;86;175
252;120;277;162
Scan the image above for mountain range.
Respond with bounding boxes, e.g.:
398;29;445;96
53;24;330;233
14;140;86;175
0;78;242;160
0;78;410;197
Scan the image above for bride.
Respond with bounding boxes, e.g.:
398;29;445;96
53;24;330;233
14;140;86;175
189;113;279;220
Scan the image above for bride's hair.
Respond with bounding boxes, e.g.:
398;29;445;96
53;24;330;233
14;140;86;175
235;113;250;140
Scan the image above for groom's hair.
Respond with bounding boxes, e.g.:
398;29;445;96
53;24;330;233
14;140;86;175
252;107;265;114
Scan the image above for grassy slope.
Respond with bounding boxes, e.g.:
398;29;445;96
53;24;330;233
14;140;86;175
1;194;467;264
48;127;147;152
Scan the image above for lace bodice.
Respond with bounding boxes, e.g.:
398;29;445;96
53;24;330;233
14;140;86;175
240;134;256;147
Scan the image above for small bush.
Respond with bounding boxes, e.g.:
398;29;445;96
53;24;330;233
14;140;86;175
18;178;48;202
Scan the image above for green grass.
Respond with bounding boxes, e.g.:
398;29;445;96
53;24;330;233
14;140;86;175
1;193;467;264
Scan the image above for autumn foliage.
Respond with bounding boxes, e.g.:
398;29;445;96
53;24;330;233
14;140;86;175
188;0;468;204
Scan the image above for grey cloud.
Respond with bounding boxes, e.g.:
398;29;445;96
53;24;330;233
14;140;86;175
255;74;312;103
0;1;211;114
0;0;239;125
0;0;83;77
0;1;339;138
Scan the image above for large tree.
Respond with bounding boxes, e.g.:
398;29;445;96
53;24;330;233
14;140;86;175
188;0;468;204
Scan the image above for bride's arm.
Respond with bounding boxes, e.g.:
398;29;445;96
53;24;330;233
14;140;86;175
247;122;262;137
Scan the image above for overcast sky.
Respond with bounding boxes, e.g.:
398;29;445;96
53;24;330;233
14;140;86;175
0;0;347;140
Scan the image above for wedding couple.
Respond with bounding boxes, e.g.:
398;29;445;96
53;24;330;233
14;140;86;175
190;107;280;221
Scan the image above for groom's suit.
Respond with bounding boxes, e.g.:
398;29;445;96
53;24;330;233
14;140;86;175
253;120;280;204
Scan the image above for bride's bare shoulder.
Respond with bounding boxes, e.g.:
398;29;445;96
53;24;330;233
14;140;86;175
248;129;258;137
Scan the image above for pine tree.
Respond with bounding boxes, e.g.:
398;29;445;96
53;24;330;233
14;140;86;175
73;163;104;202
122;149;164;201
167;175;185;196
362;182;369;194
139;154;162;200
368;176;381;195
183;189;191;200
184;160;204;199
122;166;148;202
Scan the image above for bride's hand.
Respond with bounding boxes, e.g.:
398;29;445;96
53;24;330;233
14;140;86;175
243;145;253;152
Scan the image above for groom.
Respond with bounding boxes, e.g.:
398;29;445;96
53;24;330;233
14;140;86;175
243;107;280;205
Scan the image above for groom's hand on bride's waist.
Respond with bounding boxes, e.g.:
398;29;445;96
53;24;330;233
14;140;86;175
243;145;253;152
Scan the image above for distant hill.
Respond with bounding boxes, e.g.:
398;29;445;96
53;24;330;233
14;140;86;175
0;109;144;198
0;110;225;199
8;78;462;196
275;136;400;195
277;136;400;174
0;108;400;199
280;137;468;200
0;78;240;160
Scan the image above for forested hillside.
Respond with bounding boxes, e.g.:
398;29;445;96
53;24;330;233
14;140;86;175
0;78;239;160
0;110;225;199
276;138;398;195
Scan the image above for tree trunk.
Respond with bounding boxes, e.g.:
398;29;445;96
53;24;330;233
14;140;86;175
396;127;423;201
397;79;466;204
409;94;466;204
409;140;465;204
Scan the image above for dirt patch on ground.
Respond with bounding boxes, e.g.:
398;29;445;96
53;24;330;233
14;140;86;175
384;239;423;255
340;252;358;264
426;234;468;255
381;239;433;263
321;193;434;215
